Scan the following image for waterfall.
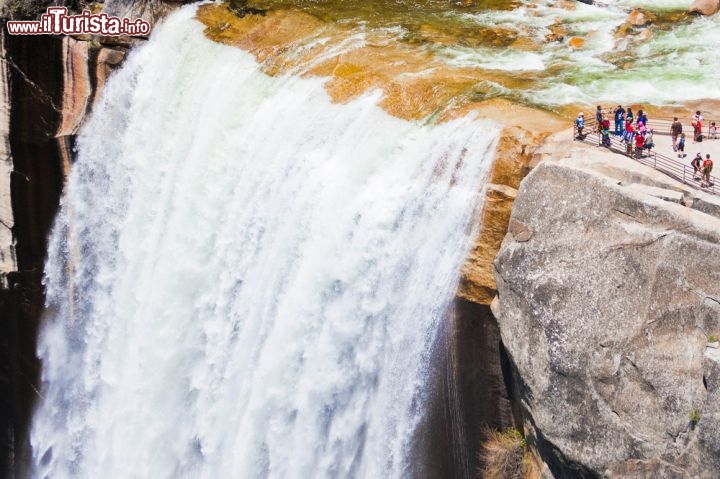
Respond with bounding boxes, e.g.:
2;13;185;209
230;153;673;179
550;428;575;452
30;6;499;478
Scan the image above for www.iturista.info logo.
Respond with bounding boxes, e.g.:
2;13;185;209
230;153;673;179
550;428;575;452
6;7;151;36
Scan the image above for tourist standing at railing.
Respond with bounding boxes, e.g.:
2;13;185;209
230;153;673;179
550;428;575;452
596;105;603;133
692;110;703;142
637;110;648;127
701;154;713;188
634;130;645;157
575;113;585;140
624;121;635;156
643;129;655;153
692;153;703;180
710;122;717;140
671;117;682;152
614;105;625;136
677;133;686;158
626;107;634;125
601;116;611;147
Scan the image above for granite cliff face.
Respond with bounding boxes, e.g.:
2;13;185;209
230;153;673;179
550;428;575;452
493;156;720;478
0;26;130;476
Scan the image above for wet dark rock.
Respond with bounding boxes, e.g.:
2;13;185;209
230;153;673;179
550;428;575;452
228;0;267;18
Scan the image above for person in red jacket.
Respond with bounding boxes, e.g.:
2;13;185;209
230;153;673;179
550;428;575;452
624;122;635;156
634;131;645;157
692;110;704;142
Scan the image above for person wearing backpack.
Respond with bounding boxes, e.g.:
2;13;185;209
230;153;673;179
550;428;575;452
677;133;686;158
701;154;713;187
575;112;585;140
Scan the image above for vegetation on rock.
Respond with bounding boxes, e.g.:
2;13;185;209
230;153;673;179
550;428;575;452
689;408;702;425
478;427;539;479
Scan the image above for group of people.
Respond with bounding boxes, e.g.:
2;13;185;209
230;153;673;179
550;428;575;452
687;110;718;143
691;152;714;187
668;114;718;157
616;106;654;158
574;106;716;189
574;105;655;157
609;105;654;157
672;115;715;187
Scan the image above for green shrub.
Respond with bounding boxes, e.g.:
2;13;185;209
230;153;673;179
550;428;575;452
708;334;719;343
689;408;701;425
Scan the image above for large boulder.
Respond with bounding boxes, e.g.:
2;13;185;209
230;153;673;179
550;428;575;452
492;161;720;477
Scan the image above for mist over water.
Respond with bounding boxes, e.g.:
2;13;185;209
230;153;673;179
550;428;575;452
30;7;499;478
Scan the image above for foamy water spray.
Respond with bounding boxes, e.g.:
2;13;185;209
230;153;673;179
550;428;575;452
30;6;498;478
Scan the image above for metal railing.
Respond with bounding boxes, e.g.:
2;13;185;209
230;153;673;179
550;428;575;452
574;119;718;196
638;117;718;139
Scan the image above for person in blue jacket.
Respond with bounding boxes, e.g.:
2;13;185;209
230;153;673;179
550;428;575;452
614;105;625;136
575;112;585;140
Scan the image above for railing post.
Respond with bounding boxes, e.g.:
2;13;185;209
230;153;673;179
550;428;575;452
683;165;686;184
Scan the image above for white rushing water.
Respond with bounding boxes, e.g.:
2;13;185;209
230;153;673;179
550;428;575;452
441;0;720;106
30;6;499;479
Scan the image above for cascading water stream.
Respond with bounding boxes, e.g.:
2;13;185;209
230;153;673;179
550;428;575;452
30;6;499;478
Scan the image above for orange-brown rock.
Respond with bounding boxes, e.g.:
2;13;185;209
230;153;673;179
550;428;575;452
196;4;546;121
557;0;576;9
457;123;555;305
415;24;462;46
510;36;541;51
689;0;720;15
94;47;127;105
568;36;584;49
545;22;567;43
476;27;518;47
489;126;551;189
627;9;650;26
458;183;517;305
198;5;327;68
636;29;653;42
57;37;91;137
